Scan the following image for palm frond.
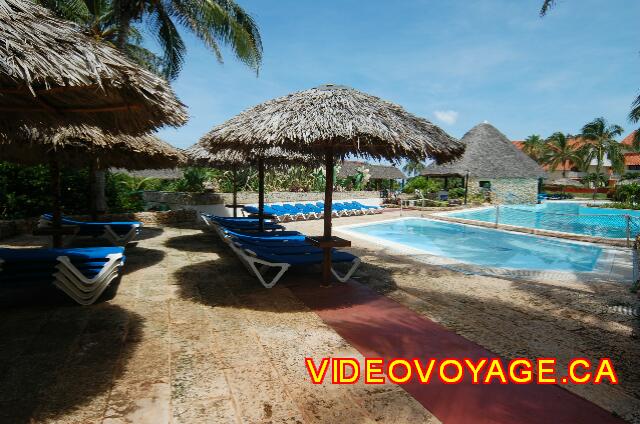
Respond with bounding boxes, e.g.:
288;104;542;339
150;3;186;80
540;0;556;17
36;0;90;22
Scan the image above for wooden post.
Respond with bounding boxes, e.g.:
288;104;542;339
258;158;265;232
49;155;63;248
464;172;469;205
89;160;98;220
232;168;238;218
322;146;334;287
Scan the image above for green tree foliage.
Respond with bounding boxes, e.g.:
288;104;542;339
613;183;640;205
541;132;582;177
579;117;625;176
39;0;263;80
0;162;91;219
402;176;442;195
521;134;546;162
402;160;426;177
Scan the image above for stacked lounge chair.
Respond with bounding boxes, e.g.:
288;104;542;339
200;214;285;231
39;214;142;246
243;201;382;222
0;247;126;305
205;214;361;288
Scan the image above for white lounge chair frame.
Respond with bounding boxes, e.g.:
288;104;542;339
38;217;139;246
227;242;361;288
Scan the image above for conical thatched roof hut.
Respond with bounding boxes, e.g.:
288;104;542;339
0;0;188;134
0;126;186;169
337;161;406;180
422;123;545;179
422;123;545;204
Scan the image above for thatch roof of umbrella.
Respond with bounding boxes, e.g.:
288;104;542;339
422;123;546;179
0;0;188;134
198;84;464;163
185;144;320;168
337;160;406;180
110;168;185;179
0;125;186;169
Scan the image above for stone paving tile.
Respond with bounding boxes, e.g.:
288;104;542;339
0;224;440;423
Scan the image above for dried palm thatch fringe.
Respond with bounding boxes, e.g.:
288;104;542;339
0;0;188;135
199;84;464;163
185;144;320;169
0;125;186;169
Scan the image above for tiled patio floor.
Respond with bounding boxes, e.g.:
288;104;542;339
0;225;435;424
1;211;639;423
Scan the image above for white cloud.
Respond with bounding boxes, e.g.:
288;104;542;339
433;110;459;125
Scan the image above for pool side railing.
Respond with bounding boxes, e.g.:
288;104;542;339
431;205;637;248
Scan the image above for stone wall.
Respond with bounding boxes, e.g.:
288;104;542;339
142;190;381;206
142;190;384;217
466;178;538;204
0;210;197;241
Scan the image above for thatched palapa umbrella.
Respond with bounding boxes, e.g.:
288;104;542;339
186;144;319;221
1;126;185;241
0;0;188;134
0;0;188;245
199;84;464;285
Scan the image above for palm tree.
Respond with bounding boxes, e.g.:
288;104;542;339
402;160;426;177
540;132;582;177
629;96;640;148
39;0;263;80
579;117;625;199
521;134;546;162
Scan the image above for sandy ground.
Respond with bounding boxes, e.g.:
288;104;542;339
0;210;639;423
286;210;640;423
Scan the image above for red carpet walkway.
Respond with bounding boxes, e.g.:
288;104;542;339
290;280;624;424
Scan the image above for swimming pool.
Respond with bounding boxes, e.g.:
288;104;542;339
342;218;605;272
446;202;640;239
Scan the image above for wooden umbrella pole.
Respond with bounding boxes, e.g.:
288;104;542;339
89;159;98;220
49;154;63;248
232;168;238;218
322;146;334;286
258;158;265;232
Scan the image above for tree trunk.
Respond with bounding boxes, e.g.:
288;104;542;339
115;4;133;51
92;168;107;219
49;155;63;248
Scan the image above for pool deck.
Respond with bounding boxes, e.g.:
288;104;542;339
0;210;639;423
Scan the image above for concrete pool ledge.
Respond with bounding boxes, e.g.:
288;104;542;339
336;217;633;286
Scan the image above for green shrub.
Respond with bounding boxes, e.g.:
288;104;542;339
448;187;466;199
402;176;441;194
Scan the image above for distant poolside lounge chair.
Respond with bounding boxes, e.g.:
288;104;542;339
39;214;141;246
201;214;284;231
0;247;125;305
350;201;382;214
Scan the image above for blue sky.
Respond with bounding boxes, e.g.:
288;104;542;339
155;0;640;155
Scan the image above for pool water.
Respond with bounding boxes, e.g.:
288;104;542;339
447;202;640;239
347;218;602;272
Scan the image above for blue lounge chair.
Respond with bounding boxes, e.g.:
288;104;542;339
201;214;284;231
40;214;141;246
350;201;382;214
220;228;306;242
332;202;353;217
295;203;320;219
227;242;361;288
315;202;341;217
0;247;125;305
281;203;307;220
303;203;324;217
